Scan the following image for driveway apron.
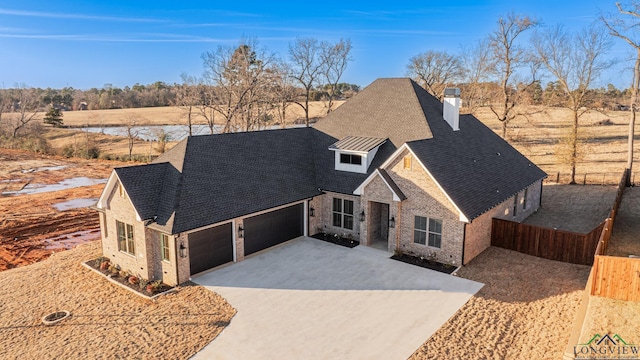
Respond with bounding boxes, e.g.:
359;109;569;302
192;237;483;360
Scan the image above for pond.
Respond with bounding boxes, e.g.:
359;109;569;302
53;198;99;211
78;124;306;141
2;177;107;196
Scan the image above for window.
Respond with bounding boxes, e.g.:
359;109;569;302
513;195;518;217
522;188;528;210
414;216;442;248
116;220;135;255
403;156;412;169
340;153;362;165
161;234;170;262
332;198;354;230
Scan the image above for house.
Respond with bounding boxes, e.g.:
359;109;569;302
95;78;546;286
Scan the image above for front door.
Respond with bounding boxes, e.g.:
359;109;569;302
368;201;389;250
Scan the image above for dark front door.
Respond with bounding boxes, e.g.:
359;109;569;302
244;203;304;256
188;222;233;275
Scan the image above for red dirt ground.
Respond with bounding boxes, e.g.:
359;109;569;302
0;149;124;271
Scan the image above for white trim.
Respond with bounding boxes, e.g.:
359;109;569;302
353;169;401;202
357;143;470;223
97;171;143;221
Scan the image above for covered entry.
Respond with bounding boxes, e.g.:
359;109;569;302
368;201;390;250
188;222;234;275
244;203;304;256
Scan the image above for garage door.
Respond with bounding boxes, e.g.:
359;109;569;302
244;203;304;256
188;222;233;275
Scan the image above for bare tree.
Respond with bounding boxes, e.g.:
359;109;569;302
532;25;613;184
8;84;40;138
201;38;275;133
174;73;201;137
270;61;298;128
320;38;352;113
121;117;141;161
487;13;539;138
459;40;495;115
601;2;640;185
406;50;464;100
288;38;324;127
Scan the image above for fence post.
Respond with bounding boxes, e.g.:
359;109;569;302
556;172;560;183
583;174;587;185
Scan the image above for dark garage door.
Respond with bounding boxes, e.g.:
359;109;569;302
188;222;233;275
244;203;304;256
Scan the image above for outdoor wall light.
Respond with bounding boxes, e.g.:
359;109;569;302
360;210;366;222
238;225;244;238
309;207;315;217
179;241;187;258
389;216;396;228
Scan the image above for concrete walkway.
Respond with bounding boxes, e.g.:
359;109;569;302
192;237;483;360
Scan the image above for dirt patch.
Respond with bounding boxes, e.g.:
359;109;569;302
0;242;235;359
523;184;617;233
607;187;640;257
578;295;640;346
410;247;590;360
0;148;126;271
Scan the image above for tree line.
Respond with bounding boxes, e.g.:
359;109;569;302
406;3;640;184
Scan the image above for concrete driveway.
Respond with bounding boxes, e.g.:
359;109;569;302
192;237;483;360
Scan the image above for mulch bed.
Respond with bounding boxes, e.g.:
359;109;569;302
85;257;173;296
310;233;360;248
391;253;456;274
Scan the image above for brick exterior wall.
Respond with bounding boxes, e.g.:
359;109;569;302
309;196;324;236
319;192;361;240
463;180;543;264
101;182;155;281
360;175;398;251
384;150;465;266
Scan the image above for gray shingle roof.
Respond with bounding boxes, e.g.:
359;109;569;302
149;128;320;234
406;82;547;220
329;136;387;152
378;169;407;201
114;163;169;221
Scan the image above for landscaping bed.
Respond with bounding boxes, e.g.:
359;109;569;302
85;256;172;297
391;253;456;274
310;232;359;248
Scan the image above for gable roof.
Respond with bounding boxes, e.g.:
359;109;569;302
403;84;547;221
114;162;169;221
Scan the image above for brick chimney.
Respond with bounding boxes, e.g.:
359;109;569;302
443;88;460;131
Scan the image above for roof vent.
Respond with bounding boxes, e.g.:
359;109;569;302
443;88;460;131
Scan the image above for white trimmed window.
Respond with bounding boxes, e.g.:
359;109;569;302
340;153;362;165
332;198;354;230
414;216;442;248
117;220;135;255
161;234;170;262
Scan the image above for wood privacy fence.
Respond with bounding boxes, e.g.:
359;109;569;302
543;171;639;185
491;218;605;266
587;168;640;301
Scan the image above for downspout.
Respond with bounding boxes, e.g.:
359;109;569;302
461;223;467;266
174;234;180;286
539;180;544;209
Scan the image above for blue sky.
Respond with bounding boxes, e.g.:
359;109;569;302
0;1;632;90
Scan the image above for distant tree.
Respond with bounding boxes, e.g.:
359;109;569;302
601;2;640;184
201;38;275;133
532;24;613;184
459;40;494;114
174;73;201;136
487;13;539;138
271;61;299;128
406;50;464;100
43;107;63;127
121;117;141;161
8;84;40;137
319;38;352;113
289;38;324;126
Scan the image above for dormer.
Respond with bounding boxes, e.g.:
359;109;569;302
329;136;387;174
